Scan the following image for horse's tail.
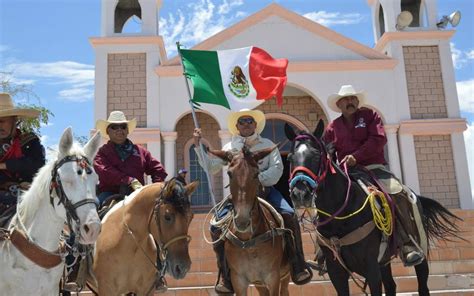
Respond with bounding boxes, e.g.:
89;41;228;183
419;195;465;244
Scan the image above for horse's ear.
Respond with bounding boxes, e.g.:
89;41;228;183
84;131;101;160
163;179;176;197
185;180;200;199
313;119;325;139
253;146;276;162
209;149;233;162
284;123;297;141
59;127;73;155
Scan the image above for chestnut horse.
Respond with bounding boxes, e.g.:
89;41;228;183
90;179;198;295
210;146;291;296
284;121;462;296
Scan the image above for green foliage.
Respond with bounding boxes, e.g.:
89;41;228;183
1;71;54;135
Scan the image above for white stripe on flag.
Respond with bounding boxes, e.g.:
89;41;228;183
217;47;261;110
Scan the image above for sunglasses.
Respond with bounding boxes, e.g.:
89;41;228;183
109;124;128;130
237;117;255;125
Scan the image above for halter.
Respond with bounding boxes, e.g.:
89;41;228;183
288;134;333;191
49;155;97;232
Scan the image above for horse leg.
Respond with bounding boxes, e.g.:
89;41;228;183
325;260;350;296
380;263;396;296
231;273;250;296
364;259;383;296
255;285;270;296
279;274;291;296
415;259;430;296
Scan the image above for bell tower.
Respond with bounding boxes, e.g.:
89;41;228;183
90;0;165;162
368;0;472;208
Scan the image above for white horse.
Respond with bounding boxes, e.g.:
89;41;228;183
0;127;102;296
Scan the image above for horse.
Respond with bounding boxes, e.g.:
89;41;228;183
90;178;198;296
210;145;291;296
0;127;102;296
284;121;462;296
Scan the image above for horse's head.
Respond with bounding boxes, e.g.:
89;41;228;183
210;145;275;232
51;127;102;244
154;179;198;279
285;120;330;210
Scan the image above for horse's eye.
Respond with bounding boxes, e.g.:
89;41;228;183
76;169;83;175
227;171;232;179
164;214;173;223
85;167;92;175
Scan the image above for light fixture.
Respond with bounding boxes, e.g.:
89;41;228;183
437;10;461;29
396;11;413;30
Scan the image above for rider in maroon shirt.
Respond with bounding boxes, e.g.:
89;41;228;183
323;85;425;267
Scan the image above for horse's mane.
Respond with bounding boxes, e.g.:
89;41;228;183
161;179;191;214
17;143;87;224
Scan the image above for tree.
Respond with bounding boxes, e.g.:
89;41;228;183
0;71;53;134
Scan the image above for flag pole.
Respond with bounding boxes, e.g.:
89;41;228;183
176;42;216;207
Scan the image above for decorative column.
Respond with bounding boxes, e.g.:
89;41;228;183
161;131;178;180
398;133;421;193
219;129;232;199
384;124;402;181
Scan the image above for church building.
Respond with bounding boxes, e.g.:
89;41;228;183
90;0;472;210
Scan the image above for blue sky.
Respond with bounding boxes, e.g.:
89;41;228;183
1;0;473;194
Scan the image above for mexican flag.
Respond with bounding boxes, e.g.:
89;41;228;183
180;46;288;110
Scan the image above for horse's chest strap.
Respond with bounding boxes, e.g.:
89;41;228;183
317;220;375;251
6;228;66;269
225;228;289;249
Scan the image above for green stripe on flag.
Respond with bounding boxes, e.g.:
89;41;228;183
180;49;230;109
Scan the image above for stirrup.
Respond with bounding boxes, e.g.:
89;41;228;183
292;263;313;285
155;276;168;293
215;282;234;294
307;260;327;276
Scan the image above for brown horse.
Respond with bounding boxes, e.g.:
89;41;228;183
90;179;198;295
211;146;291;296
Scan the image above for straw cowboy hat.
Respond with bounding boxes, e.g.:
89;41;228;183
327;85;367;113
96;111;137;139
227;108;266;136
0;93;40;118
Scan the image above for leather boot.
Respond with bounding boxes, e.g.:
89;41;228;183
393;194;424;267
282;213;313;285
211;230;233;294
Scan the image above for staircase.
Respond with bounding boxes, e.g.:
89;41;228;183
80;210;474;295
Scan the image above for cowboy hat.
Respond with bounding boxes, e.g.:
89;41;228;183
327;85;367;112
227;108;266;136
0;93;40;118
96;111;137;139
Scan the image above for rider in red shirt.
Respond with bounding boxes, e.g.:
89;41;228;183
323;85;425;267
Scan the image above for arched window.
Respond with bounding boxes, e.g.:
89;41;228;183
188;144;211;206
378;4;385;36
401;0;422;27
114;0;142;33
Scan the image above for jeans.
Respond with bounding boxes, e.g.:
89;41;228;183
97;191;114;205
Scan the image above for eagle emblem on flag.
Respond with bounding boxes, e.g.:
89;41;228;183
228;66;250;98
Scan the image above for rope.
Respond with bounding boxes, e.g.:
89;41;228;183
202;196;233;245
313;188;392;236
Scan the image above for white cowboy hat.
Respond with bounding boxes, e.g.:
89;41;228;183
0;93;40;118
227;109;266;136
96;111;137;139
327;85;367;112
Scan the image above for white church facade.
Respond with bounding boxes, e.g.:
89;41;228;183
90;0;472;210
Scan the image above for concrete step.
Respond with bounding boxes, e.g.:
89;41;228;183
77;274;474;295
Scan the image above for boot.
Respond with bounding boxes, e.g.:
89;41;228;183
211;230;234;294
282;213;313;285
393;193;424;267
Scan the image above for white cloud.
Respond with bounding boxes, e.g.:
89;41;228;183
3;61;95;102
457;79;474;113
0;44;9;53
159;0;245;57
451;42;474;69
303;11;364;26
463;122;474;197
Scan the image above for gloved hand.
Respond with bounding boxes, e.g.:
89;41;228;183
130;178;143;191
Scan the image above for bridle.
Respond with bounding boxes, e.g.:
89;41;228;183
49;155;97;233
288;134;333;194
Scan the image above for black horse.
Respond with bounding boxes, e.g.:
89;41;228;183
284;120;462;296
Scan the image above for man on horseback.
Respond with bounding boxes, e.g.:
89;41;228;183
93;110;169;291
0;93;45;223
193;108;312;294
323;85;425;266
94;111;168;204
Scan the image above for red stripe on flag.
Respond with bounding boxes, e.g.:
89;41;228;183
249;47;288;106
